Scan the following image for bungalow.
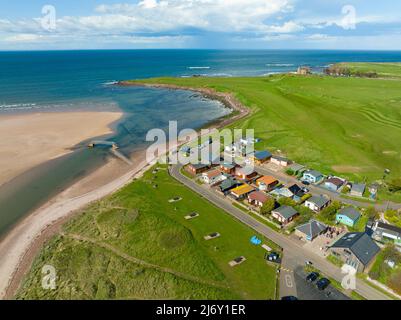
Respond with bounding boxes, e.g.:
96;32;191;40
256;176;279;191
219;177;242;195
371;221;401;247
252;150;272;164
271;206;299;225
336;207;361;227
287;163;306;175
235;166;258;181
295;220;328;241
248;191;270;207
350;183;366;197
305;195;331;212
288;184;306;202
271;155;292;167
324;177;345;191
270;187;293;199
219;162;237;174
329;232;380;272
230;184;255;200
201;169;227;185
302;170;324;184
185;163;210;176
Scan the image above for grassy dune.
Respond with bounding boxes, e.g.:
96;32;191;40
133;74;401;191
17;166;278;300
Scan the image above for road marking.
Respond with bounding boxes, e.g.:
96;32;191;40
285;275;293;288
281;268;293;273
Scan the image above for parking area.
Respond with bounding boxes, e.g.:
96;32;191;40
301;228;346;258
293;267;350;300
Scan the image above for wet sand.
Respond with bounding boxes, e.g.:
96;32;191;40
0;111;122;188
0;85;249;299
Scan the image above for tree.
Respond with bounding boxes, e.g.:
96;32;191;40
278;197;297;207
261;198;275;216
319;201;342;223
365;206;379;220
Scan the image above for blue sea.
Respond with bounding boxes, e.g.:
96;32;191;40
1;49;401;235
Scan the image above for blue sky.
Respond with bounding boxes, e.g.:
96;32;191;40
1;0;400;50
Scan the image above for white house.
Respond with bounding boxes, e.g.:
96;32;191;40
202;169;227;185
305;195;331;212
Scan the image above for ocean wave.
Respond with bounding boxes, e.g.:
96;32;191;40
187;66;211;69
102;80;119;86
265;63;294;67
0;103;39;111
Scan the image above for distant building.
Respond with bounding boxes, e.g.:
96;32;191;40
302;170;324;184
185;163;210;176
235;166;258;181
324;177;345;191
219;162;237;174
350;183;366;197
288;184;306;202
297;66;312;75
305;195;331;212
248;191;270;207
287;163;306;175
252;150;272;164
295;220;328;241
201;169;227;185
271;155;292;167
371;221;401;247
219;177;242;195
230;184;255;200
336;207;361;227
329;232;380;272
256;176;279;191
271;206;299;225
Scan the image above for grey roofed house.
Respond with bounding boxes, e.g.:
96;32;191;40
338;207;361;221
272;155;290;162
331;232;380;266
296;220;328;241
308;195;330;208
288;163;305;173
351;183;366;195
273;205;298;220
219;177;240;193
372;221;401;243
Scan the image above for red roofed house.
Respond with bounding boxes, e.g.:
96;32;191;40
248;191;270;207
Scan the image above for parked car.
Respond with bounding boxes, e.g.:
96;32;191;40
306;272;319;282
281;296;298;301
316;278;330;290
301;180;311;186
305;260;313;266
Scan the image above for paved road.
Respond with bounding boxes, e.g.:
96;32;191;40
255;165;401;211
170;164;390;300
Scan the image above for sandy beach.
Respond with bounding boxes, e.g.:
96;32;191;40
0;111;122;187
0;85;248;299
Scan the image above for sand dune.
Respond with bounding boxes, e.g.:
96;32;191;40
0;111;122;187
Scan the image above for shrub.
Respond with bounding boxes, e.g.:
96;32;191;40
278;197;297;207
285;169;295;176
365;206;379;220
261;198;275;216
341;186;350;194
388;271;401;295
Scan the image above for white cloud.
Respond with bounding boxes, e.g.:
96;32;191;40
4;33;43;42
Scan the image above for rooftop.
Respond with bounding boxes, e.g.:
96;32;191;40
231;184;255;196
304;169;323;178
325;177;344;187
254;150;272;160
331;232;380;266
257;176;278;186
296;220;327;239
307;195;330;208
337;207;361;221
248;191;269;203
352;183;366;193
273;205;298;219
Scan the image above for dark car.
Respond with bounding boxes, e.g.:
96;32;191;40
316;278;330;290
301;180;311;186
306;272;319;282
281;296;298;301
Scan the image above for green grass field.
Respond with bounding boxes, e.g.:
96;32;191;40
17;166;278;300
336;62;401;79
133;73;401;200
